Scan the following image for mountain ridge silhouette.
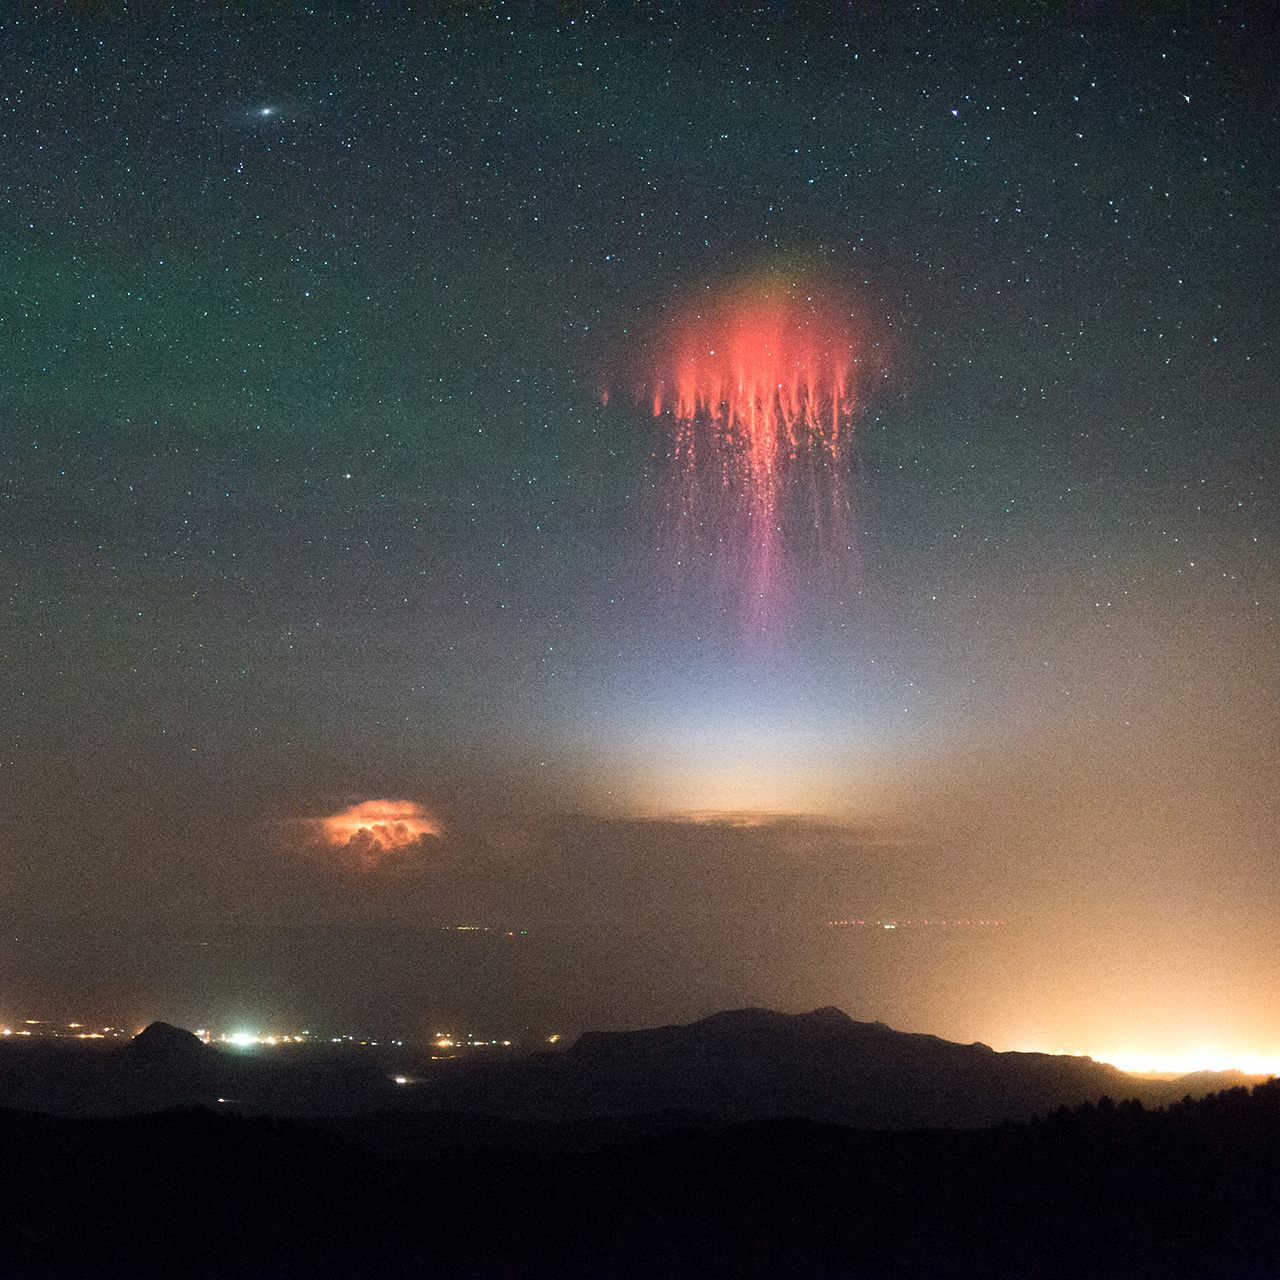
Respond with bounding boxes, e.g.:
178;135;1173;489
422;1005;1147;1128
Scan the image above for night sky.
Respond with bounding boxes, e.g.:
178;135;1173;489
2;3;1277;1068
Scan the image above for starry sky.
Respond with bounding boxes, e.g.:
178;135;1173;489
2;3;1277;1063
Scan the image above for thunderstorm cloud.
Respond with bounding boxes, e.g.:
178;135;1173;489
316;799;442;868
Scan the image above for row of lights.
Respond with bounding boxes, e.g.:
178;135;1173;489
4;1020;562;1053
432;1033;562;1051
200;1030;410;1049
2;1021;125;1039
827;919;1007;928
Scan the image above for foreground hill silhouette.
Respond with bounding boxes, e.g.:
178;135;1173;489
1;1080;1276;1277
122;1020;206;1056
0;1022;398;1117
419;1006;1191;1127
0;1009;1251;1124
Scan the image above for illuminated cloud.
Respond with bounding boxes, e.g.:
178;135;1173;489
318;799;441;867
657;811;795;829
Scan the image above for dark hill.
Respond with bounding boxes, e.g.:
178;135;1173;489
3;1080;1278;1276
421;1005;1146;1128
0;1008;1250;1126
123;1022;206;1056
0;1028;398;1117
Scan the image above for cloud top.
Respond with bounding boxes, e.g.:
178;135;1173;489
319;799;441;866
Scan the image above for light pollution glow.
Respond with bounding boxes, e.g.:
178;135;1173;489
1053;1048;1280;1078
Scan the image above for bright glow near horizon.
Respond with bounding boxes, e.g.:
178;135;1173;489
1036;1046;1280;1078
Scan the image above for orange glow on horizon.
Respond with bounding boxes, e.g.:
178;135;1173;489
658;809;790;828
1023;1044;1280;1078
1093;1049;1280;1078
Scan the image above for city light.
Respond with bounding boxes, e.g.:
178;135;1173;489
4;1009;1276;1080
827;918;1007;929
1095;1050;1280;1078
1019;1044;1280;1078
